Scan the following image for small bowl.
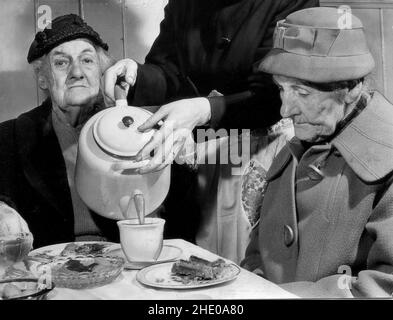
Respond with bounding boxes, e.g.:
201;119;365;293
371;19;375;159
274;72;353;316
50;256;124;289
0;278;54;300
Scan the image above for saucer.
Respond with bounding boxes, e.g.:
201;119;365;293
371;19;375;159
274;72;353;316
105;244;182;270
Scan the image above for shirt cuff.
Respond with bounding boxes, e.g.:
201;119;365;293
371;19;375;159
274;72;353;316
207;96;226;130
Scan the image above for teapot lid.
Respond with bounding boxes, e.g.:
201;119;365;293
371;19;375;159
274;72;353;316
93;102;154;157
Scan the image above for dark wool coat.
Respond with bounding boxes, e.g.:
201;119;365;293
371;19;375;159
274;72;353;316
243;92;393;298
0;100;119;249
129;0;319;130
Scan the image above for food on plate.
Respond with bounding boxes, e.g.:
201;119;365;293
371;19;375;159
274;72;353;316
60;242;110;256
53;256;117;274
171;255;229;283
172;259;215;279
50;256;124;289
30;242;112;264
28;251;56;263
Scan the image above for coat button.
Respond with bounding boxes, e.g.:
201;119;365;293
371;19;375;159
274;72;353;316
283;225;294;247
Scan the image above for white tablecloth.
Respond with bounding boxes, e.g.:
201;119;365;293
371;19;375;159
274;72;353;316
47;239;297;300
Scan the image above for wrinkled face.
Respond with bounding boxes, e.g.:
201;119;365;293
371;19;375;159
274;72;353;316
273;75;348;143
44;39;101;110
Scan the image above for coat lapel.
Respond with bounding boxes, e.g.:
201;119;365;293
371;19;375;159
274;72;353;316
259;144;299;283
265;143;292;181
15;99;73;223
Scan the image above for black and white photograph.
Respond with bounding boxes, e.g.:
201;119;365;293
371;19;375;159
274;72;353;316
0;0;393;307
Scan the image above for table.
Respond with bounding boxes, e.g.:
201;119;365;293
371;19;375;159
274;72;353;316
47;239;297;300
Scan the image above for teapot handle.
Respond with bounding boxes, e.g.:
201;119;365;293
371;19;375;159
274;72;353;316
114;76;128;104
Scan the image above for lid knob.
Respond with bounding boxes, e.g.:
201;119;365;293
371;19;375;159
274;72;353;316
122;116;134;128
93;106;155;157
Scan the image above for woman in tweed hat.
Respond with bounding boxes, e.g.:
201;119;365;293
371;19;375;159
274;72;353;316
242;7;393;298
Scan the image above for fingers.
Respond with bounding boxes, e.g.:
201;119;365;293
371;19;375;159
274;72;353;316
148;141;184;173
137;132;185;174
141;120;176;160
124;62;137;86
138;106;169;132
103;66;118;103
103;59;137;102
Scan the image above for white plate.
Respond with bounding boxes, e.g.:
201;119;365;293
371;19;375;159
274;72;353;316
29;241;116;258
136;261;241;290
28;241;118;272
105;244;183;270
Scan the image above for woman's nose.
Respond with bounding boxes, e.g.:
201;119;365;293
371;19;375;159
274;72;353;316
69;62;84;79
280;91;297;118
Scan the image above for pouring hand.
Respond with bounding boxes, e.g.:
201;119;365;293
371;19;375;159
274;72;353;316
138;98;211;134
103;58;138;104
136;125;192;174
134;98;210;173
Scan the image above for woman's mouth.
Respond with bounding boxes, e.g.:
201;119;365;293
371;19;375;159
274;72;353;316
68;84;87;89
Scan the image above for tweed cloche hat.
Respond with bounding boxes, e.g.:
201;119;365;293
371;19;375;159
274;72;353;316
259;7;375;82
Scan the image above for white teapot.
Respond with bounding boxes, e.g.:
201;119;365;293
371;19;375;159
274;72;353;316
75;99;170;220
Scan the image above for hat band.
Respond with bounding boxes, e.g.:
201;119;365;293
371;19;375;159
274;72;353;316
273;20;369;57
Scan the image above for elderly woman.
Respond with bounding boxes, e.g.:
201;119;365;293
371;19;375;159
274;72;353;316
241;7;393;298
0;14;118;248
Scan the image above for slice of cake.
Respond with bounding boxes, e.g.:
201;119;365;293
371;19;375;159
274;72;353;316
171;255;229;281
189;255;226;268
171;259;215;280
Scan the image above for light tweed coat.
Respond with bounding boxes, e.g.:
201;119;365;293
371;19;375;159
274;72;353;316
243;92;393;298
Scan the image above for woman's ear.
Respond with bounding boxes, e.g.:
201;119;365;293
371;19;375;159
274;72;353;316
344;81;363;104
38;74;49;90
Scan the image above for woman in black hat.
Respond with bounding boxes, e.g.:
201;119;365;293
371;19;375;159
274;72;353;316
0;14;119;248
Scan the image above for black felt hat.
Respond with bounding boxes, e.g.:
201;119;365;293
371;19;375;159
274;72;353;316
27;14;108;63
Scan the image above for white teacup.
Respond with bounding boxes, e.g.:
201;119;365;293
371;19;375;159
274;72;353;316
117;218;165;262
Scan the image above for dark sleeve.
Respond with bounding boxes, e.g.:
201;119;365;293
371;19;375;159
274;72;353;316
128;0;181;106
0;120;19;211
241;223;263;272
208;0;320;130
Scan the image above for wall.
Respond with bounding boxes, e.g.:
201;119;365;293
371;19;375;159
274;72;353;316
0;0;392;122
321;0;393;103
0;0;168;122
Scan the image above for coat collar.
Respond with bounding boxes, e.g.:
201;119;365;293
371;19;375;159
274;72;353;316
267;92;393;183
332;92;393;183
15;99;73;220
